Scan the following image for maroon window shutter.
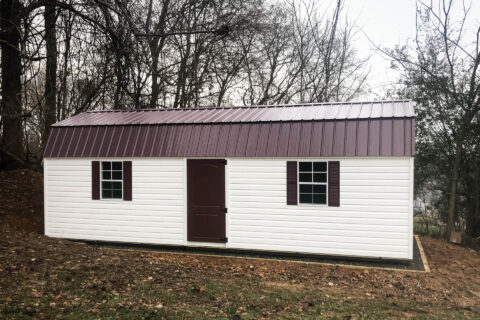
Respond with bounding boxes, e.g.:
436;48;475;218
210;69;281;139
286;161;298;205
92;161;100;200
123;161;132;201
328;161;340;207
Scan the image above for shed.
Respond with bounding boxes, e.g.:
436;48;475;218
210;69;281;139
43;100;415;260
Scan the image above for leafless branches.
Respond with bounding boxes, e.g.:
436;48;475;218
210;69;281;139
1;0;369;167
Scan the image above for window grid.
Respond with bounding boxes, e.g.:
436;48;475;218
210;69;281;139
101;161;123;200
298;161;328;205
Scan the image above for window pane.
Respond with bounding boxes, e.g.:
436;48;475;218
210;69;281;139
112;190;122;199
112;162;122;170
112;171;122;180
101;162;123;200
299;184;313;193
112;182;122;190
313;173;327;183
299;193;313;203
299;162;312;172
313;194;327;204
313;162;327;172
102;181;112;190
313;184;326;193
299;173;312;182
102;189;112;199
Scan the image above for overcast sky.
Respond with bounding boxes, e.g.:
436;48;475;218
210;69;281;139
336;0;480;99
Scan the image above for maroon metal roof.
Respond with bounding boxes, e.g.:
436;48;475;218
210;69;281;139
45;100;415;158
53;100;415;127
44;118;415;158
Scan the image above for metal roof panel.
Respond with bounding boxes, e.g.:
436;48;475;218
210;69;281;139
53;100;415;127
44;119;416;158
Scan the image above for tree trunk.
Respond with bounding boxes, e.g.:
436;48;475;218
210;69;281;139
0;0;24;169
446;144;462;240
173;35;191;109
59;11;72;121
43;4;58;147
150;54;160;109
147;0;170;109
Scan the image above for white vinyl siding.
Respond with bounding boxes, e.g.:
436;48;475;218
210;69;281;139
44;156;413;260
227;158;413;260
44;158;185;245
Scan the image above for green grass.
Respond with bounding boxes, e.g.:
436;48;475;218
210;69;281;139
414;217;446;237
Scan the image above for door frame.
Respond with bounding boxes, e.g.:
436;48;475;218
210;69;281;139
184;158;228;248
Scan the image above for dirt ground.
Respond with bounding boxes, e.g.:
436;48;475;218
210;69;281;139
1;169;480;319
0;169;44;234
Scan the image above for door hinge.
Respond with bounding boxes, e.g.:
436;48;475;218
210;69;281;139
223;208;228;213
223;159;227;165
223;237;228;242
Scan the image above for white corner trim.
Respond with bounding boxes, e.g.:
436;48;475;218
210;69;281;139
183;158;188;245
225;158;230;248
408;157;414;259
43;159;48;236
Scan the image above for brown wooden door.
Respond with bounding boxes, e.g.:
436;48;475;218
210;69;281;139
187;159;226;243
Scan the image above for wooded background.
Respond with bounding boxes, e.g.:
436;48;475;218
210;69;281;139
0;0;478;241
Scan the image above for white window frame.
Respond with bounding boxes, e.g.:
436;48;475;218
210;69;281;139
100;161;123;200
297;161;328;205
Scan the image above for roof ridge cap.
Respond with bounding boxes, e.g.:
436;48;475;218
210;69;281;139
85;100;413;113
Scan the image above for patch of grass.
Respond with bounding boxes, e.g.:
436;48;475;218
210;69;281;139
1;231;480;319
1;275;477;320
414;217;446;237
0;272;448;320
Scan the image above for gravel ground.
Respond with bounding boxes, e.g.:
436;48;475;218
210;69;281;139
82;236;425;271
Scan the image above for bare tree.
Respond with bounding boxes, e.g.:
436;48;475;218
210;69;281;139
0;0;24;169
291;0;368;103
1;0;370;168
43;3;57;146
240;0;368;105
386;0;480;240
144;0;171;108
